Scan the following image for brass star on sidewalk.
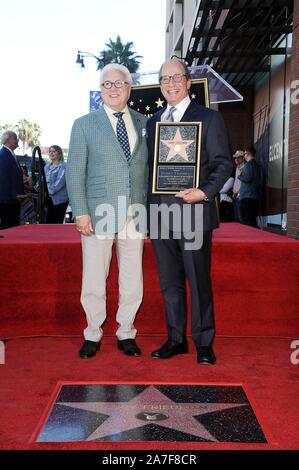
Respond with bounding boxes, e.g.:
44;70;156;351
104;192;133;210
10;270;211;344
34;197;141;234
58;385;246;441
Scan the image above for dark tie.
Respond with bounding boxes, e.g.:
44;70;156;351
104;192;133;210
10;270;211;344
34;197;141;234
113;112;131;161
164;106;176;122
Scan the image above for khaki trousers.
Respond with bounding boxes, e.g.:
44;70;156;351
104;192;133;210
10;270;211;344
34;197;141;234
80;219;144;342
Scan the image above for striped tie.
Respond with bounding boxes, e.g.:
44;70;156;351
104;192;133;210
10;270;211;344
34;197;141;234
164;106;176;122
113;112;131;161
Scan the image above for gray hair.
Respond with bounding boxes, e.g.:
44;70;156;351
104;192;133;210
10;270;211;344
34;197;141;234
159;59;191;82
100;63;132;87
1;130;18;145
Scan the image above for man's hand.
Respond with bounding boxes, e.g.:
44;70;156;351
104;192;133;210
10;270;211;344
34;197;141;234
175;188;208;204
76;215;93;236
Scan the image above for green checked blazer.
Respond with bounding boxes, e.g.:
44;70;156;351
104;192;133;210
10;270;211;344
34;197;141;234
66;107;148;234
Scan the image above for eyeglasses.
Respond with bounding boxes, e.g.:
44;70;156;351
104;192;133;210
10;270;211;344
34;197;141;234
101;80;130;89
159;73;187;85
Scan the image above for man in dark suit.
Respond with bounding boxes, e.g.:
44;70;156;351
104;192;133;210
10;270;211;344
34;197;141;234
147;59;232;365
0;131;24;229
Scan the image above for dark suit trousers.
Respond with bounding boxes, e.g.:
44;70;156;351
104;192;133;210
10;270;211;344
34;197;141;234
240;198;259;227
46;199;68;224
0;203;20;229
151;230;215;349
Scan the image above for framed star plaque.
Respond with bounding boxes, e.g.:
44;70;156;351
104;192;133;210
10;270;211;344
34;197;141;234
152;122;202;194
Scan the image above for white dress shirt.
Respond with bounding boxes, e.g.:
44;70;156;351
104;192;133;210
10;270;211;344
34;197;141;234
161;95;191;122
104;104;137;152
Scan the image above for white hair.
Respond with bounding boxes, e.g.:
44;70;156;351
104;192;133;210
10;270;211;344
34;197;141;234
100;63;132;87
1;130;17;145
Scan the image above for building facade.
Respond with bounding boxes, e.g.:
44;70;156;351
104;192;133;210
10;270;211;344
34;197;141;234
165;0;298;237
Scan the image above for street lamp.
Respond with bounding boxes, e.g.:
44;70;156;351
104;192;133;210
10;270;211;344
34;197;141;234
76;50;106;69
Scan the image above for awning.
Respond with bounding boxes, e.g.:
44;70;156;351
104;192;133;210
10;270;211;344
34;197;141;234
185;0;294;87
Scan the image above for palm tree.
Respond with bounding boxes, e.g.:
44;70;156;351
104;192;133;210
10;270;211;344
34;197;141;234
16;119;42;153
97;35;142;73
0;123;16;135
27;122;42;150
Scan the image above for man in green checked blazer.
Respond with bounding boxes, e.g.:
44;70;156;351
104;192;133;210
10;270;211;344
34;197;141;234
66;64;148;360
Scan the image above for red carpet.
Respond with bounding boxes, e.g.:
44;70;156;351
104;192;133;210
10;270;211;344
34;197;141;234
0;223;299;450
0;223;298;338
0;336;298;450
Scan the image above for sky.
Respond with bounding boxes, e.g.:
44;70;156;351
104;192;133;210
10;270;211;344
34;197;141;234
0;0;166;150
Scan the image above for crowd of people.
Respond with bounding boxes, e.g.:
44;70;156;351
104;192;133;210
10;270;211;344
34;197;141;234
0;134;69;229
219;147;263;227
0;59;265;364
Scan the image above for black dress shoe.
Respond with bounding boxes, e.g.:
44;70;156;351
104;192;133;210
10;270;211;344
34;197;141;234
117;339;141;357
151;340;188;359
197;346;216;365
79;340;100;359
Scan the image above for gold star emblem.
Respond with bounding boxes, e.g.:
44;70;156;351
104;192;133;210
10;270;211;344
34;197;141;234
155;98;164;108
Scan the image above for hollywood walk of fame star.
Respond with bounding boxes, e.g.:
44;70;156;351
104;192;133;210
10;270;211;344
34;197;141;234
161;128;194;162
57;385;246;441
155;98;164;108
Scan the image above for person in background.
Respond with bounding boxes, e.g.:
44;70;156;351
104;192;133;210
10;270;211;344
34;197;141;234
21;165;33;193
44;145;68;223
238;146;261;228
0;131;24;229
219;172;235;222
232;150;245;222
19;165;35;224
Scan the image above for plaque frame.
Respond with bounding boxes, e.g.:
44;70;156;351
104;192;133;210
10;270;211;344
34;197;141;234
152;121;202;195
